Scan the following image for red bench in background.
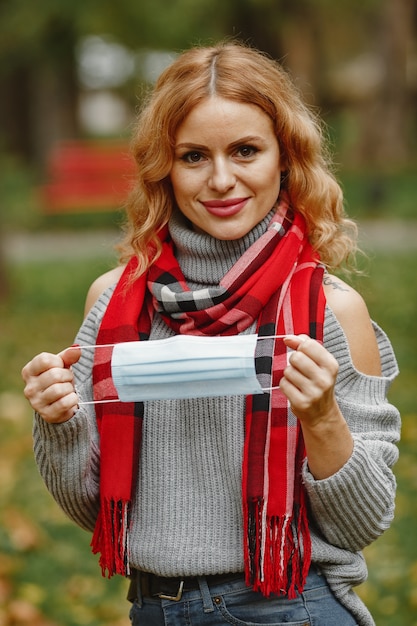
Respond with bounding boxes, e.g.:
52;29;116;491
39;141;136;213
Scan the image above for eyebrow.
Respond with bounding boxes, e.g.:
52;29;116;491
174;135;267;150
175;142;207;151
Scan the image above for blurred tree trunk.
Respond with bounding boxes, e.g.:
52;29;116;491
279;3;327;106
0;16;79;167
222;0;285;60
222;0;329;106
30;17;80;169
31;56;79;169
358;0;414;168
0;66;32;161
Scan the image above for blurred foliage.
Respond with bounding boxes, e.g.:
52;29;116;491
0;241;416;624
340;169;417;220
0;0;388;63
0;0;415;166
0;154;41;230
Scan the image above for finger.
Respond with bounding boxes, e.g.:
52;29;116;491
21;352;63;381
288;348;312;371
287;348;337;389
279;376;309;410
284;336;323;368
39;390;80;423
59;345;82;368
23;358;77;414
36;373;80;423
283;334;309;351
285;335;334;372
31;364;75;396
40;379;77;405
281;360;312;397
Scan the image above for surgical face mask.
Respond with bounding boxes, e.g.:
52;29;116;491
111;334;263;401
78;334;287;405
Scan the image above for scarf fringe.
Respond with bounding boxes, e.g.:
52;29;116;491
91;498;131;578
245;498;311;599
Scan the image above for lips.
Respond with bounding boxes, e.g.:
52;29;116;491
201;197;249;217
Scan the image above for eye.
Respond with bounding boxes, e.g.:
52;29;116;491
236;145;258;158
182;151;204;163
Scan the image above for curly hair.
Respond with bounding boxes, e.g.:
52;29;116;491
118;41;358;272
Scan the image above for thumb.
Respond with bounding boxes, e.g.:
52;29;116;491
283;334;309;351
59;344;82;368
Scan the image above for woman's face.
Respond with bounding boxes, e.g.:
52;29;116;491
170;96;283;240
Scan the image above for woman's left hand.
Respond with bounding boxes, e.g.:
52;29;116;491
280;334;339;427
280;334;353;479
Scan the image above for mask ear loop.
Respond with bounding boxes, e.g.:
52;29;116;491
68;335;288;352
256;334;288;393
71;335;289;405
80;399;121;405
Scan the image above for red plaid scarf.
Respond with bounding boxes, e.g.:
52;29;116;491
91;194;325;598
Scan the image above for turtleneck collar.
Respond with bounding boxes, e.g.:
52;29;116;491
168;208;276;287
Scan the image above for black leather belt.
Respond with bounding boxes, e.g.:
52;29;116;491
128;569;245;602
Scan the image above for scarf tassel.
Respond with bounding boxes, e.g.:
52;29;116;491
91;498;131;578
245;498;311;599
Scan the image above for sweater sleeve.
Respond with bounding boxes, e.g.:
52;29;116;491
303;307;401;552
32;286;115;532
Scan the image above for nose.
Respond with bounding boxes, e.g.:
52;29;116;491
208;157;236;193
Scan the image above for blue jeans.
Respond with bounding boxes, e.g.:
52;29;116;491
129;568;358;625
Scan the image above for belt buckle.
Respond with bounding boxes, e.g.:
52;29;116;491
158;580;184;601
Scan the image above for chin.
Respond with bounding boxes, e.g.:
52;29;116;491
195;219;257;241
197;227;248;241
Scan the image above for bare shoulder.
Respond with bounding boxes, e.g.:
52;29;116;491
323;274;365;317
323;274;382;376
84;265;126;317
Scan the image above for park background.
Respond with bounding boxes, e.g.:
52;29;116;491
0;0;416;624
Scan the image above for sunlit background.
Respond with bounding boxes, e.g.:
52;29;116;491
0;1;416;625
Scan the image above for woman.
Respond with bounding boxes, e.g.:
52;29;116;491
22;42;400;626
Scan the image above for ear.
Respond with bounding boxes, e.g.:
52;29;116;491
278;151;289;174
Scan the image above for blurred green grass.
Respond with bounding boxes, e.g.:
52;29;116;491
0;240;416;624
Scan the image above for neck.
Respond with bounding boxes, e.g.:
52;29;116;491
169;209;275;287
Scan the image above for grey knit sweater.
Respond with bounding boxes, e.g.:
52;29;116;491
33;211;400;626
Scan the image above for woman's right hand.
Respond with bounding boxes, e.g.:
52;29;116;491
21;346;82;423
